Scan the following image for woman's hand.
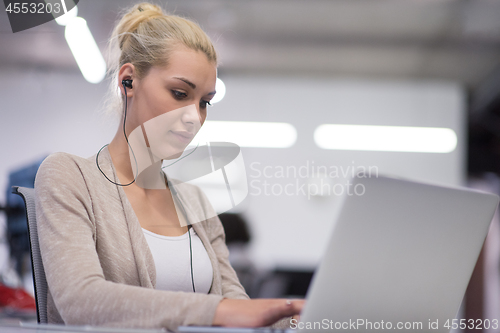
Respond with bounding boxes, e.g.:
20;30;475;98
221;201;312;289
212;298;304;327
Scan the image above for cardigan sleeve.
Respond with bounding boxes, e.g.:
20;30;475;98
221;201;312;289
35;153;224;330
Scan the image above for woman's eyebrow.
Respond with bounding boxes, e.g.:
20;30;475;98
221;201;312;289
174;77;196;89
173;77;216;95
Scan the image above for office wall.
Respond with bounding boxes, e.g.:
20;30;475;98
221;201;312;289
0;68;115;191
209;75;465;269
0;68;465;270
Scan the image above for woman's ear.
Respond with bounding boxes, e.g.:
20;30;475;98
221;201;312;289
118;63;136;97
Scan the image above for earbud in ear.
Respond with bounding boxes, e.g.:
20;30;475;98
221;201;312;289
122;79;133;89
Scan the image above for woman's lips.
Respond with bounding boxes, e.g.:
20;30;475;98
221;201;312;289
170;130;194;144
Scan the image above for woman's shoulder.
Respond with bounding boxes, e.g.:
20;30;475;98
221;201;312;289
35;151;101;190
37;152;97;179
40;151;94;169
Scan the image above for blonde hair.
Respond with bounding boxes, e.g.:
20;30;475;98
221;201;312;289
104;2;217;117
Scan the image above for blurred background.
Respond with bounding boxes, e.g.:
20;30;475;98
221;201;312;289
1;0;500;330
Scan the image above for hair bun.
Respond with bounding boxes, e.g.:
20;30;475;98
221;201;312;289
115;2;165;49
135;3;163;15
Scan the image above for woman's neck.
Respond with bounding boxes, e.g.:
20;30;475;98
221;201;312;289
108;127;166;190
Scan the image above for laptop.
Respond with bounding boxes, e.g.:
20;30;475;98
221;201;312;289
179;174;499;333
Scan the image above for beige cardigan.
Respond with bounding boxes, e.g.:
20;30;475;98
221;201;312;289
34;147;250;331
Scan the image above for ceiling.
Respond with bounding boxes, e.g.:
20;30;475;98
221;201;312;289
1;0;500;89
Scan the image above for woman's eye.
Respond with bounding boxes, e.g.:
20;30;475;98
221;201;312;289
172;90;187;99
200;100;212;108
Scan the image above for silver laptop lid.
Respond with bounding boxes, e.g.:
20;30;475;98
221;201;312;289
298;174;499;333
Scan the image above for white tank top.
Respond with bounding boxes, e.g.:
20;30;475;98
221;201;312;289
142;227;213;293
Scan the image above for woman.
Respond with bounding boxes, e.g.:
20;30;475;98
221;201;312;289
34;2;303;331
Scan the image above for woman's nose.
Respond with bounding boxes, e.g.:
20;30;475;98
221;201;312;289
182;104;202;128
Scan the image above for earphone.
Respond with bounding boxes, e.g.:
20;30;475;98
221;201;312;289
96;78;196;293
122;79;133;89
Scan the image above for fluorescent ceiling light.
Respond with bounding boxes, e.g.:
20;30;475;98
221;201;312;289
55;4;78;26
194;121;297;148
211;78;226;104
314;124;457;153
65;17;106;84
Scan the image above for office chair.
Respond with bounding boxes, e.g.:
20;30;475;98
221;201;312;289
12;186;48;323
